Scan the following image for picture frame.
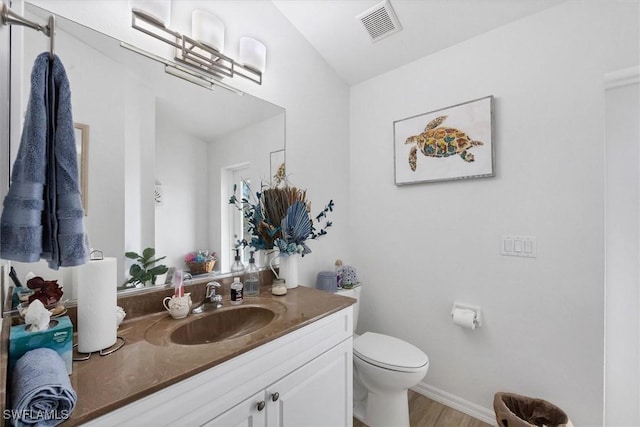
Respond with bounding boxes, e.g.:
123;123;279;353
393;95;494;185
74;122;89;214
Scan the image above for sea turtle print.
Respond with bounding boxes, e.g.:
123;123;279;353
405;115;484;171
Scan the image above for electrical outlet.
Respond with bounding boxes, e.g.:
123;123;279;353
501;235;536;258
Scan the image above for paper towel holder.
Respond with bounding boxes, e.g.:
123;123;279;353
450;302;482;328
73;337;126;361
90;249;104;260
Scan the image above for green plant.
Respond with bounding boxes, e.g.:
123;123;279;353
124;247;168;287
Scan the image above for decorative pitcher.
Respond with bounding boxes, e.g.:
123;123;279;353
256;249;276;269
270;253;299;289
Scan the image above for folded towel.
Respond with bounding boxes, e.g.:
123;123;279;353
0;52;89;269
11;348;76;426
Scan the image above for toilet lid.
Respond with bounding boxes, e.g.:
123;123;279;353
354;332;429;372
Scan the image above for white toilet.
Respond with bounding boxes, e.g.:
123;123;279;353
337;286;429;427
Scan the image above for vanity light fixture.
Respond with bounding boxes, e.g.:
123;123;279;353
131;8;264;85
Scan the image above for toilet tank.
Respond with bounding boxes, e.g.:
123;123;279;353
336;286;361;333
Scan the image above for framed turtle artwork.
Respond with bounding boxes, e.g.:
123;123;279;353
393;95;494;185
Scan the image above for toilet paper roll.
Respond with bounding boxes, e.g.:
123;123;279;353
452;308;477;330
74;257;118;353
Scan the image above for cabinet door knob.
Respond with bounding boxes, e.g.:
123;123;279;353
271;392;280;402
257;401;266;411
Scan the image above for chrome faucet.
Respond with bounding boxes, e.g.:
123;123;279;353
192;281;223;314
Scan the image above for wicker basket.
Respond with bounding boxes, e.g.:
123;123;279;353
187;259;216;275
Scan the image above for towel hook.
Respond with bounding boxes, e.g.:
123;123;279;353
1;3;55;59
47;15;54;59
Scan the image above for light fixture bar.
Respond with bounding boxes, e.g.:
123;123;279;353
131;9;262;85
120;42;245;96
131;9;181;49
164;65;213;90
177;34;233;79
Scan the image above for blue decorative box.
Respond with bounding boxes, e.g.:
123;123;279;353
9;316;73;375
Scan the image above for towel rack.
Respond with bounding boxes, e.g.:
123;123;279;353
1;2;55;59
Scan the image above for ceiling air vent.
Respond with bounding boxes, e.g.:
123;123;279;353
356;0;402;43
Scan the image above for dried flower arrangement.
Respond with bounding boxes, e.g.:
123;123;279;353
229;179;333;257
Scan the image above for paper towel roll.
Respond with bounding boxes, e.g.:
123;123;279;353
452;308;477;330
74;257;118;353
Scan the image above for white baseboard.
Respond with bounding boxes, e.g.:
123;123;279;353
412;381;497;426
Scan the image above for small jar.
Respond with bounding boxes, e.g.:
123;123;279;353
316;271;337;293
271;278;287;296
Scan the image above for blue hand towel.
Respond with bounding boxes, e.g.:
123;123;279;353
0;52;89;269
10;348;77;426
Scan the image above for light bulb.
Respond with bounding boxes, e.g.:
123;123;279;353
131;0;172;27
239;37;266;73
192;10;225;53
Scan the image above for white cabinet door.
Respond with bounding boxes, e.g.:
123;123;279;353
267;339;352;427
203;391;267;427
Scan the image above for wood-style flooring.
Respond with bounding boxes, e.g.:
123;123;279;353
353;390;493;427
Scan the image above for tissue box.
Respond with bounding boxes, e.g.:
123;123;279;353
9;316;73;375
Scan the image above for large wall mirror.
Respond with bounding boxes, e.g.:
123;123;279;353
9;3;285;298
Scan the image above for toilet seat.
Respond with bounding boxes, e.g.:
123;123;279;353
354;332;429;373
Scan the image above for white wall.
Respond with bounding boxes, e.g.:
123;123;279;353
604;69;640;426
350;1;639;425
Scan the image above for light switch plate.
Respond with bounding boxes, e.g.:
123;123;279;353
501;235;536;258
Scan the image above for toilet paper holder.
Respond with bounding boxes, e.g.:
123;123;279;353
450;303;482;328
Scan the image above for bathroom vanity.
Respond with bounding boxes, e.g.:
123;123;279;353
61;286;353;426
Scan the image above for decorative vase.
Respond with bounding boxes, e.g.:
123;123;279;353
270;253;299;289
256;249;276;269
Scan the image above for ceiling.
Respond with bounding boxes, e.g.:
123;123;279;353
272;0;566;86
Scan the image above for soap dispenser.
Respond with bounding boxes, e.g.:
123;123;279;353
230;249;245;275
244;251;259;296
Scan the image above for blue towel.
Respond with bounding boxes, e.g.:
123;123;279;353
10;348;76;426
0;52;89;269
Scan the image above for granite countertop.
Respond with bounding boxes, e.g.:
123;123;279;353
62;285;354;425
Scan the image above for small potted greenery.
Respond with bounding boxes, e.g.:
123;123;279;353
124;247;169;288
